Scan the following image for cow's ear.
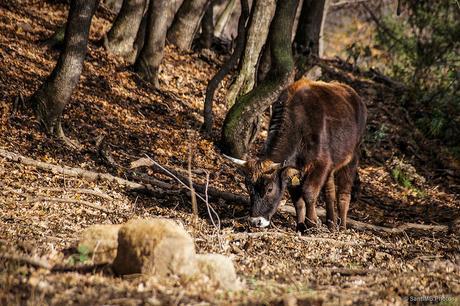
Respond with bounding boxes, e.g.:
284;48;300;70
281;167;301;186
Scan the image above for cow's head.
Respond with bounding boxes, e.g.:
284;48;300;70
224;155;301;228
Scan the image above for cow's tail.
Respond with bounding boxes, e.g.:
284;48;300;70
351;171;361;202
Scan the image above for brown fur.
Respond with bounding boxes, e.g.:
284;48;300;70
246;78;367;231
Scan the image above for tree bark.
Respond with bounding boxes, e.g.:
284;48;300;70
198;0;216;49
214;0;237;37
104;0;147;63
203;0;249;134
134;0;184;88
29;0;99;147
221;0;297;158
167;0;211;51
226;0;276;107
293;0;329;76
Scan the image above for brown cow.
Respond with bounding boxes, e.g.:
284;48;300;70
225;78;367;232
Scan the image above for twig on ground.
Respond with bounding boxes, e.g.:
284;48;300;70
188;146;198;216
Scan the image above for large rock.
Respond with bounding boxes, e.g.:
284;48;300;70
78;224;121;264
196;254;242;290
112;218;196;277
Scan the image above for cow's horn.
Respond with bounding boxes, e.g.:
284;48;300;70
223;154;247;166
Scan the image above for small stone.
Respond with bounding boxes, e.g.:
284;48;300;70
196;253;242;290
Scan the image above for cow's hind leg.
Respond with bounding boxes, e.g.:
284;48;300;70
336;154;359;230
324;172;337;231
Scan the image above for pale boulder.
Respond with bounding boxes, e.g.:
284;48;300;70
78;224;121;264
112;218;196;276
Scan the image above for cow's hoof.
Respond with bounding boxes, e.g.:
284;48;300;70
296;222;308;234
327;221;337;232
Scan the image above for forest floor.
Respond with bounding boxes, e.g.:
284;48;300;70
1;1;459;305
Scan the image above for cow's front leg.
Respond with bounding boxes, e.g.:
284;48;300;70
288;186;307;233
302;164;330;230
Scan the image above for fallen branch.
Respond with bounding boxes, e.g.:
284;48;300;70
129;156;249;204
1;148;450;234
278;206;449;234
0;148;161;194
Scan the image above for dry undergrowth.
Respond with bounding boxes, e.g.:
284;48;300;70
0;1;459;305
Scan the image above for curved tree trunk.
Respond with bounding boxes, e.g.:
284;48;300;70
104;0;147;63
221;0;298;158
293;0;329;77
134;0;184;88
167;0;210;51
226;0;276;107
29;0;99;148
202;0;249;135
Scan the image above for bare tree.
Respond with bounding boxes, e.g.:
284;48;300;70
294;0;329;76
198;0;217;49
202;0;250;134
167;0;211;51
29;0;100;148
225;0;276;107
134;0;184;88
104;0;147;63
221;0;298;158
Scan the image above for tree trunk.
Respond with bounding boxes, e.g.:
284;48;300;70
221;0;297;158
294;0;329;79
134;0;184;88
29;0;99;147
293;0;329;76
202;0;249;134
226;0;276;107
167;0;210;51
104;0;147;63
214;0;237;37
198;0;215;49
256;43;271;84
103;0;123;14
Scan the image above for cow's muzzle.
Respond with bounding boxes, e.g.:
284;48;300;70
249;217;270;228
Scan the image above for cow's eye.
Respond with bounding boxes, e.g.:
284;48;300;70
266;184;273;194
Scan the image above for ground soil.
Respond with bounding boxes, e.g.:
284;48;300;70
1;1;459;305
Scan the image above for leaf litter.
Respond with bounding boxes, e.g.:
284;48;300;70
0;1;459;305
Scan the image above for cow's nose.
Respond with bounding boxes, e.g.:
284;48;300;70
250;217;270;228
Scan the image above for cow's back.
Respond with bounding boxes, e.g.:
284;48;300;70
265;79;367;168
